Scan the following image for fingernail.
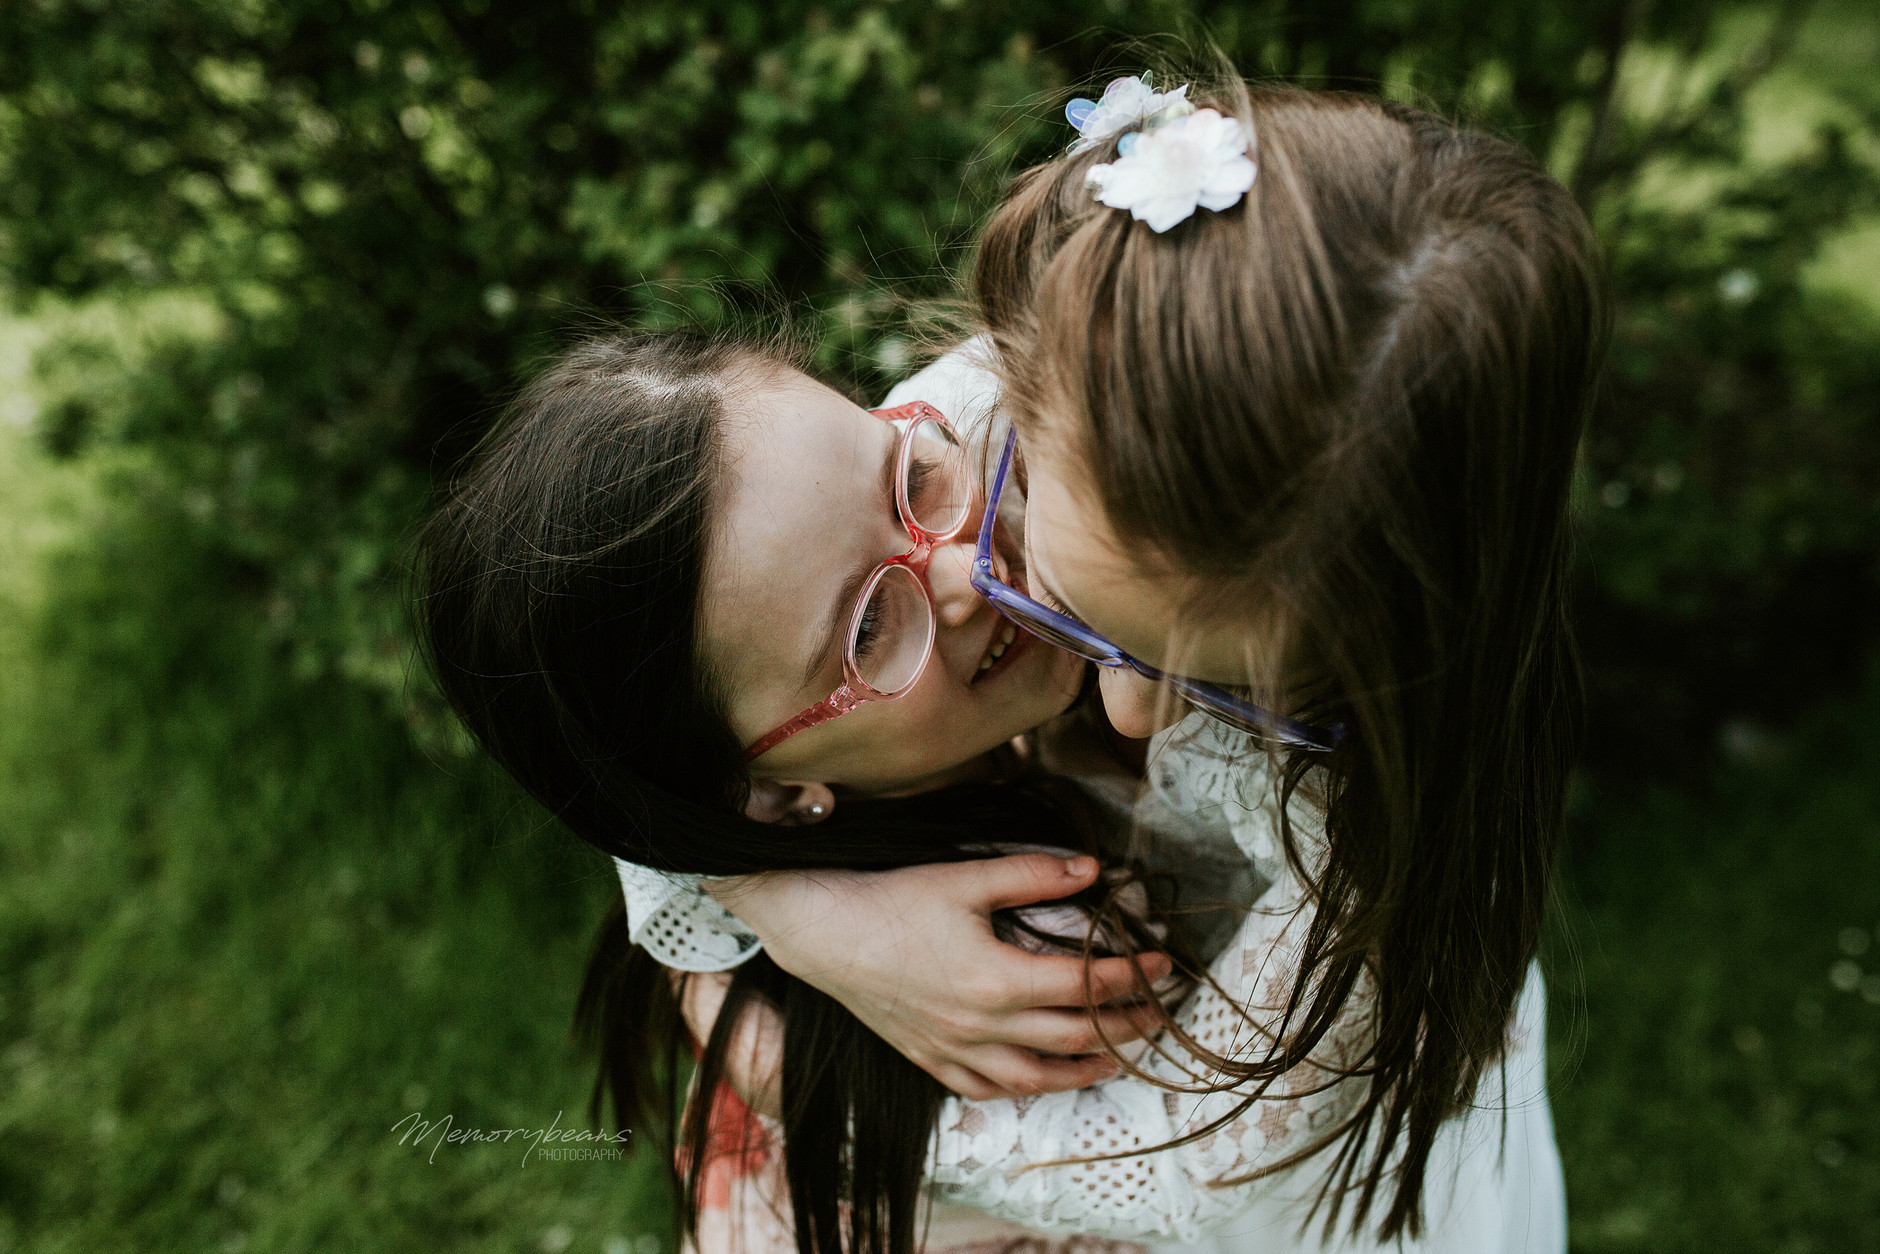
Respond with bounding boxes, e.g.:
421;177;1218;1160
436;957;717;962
1064;856;1095;878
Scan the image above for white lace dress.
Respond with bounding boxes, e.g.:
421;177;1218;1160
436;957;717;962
614;347;1565;1252
616;715;1564;1253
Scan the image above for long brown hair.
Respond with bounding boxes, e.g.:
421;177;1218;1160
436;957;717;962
417;329;1143;1254
976;84;1607;1240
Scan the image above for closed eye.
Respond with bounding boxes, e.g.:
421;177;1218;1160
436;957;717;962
904;458;934;514
853;585;887;658
1032;581;1082;622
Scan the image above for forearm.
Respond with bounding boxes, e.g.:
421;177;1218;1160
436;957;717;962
702;860;1171;1100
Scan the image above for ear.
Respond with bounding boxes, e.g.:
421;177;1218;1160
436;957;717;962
743;780;837;827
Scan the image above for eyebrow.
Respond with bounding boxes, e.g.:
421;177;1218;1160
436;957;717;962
798;428;901;689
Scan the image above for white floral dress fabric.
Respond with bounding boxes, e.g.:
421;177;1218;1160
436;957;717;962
617;713;1564;1252
926;717;1565;1253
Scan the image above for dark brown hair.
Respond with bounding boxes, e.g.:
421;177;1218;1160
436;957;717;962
417;330;1136;1254
976;85;1607;1240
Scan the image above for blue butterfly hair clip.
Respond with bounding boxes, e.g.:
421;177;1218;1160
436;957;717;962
1065;72;1193;154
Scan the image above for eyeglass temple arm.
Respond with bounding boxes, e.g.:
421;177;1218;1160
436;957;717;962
743;684;866;763
1156;670;1344;751
869;400;944;425
974;430;1017;569
980;431;1342;753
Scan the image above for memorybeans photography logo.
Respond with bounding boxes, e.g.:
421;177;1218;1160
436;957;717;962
391;1110;630;1166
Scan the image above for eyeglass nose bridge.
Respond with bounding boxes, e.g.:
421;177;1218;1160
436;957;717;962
887;535;936;579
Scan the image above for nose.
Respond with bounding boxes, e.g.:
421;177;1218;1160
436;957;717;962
1098;666;1188;739
926;536;988;630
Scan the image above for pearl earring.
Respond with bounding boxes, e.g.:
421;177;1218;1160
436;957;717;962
808;803;826;817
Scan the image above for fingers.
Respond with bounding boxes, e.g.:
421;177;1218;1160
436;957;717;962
925;1062;1009;1102
957;1044;1121;1096
990;950;1174;1012
989;1004;1169;1054
951;852;1101;913
1082;952;1174;1003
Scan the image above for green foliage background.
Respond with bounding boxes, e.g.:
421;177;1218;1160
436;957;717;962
4;0;1879;763
0;1;1877;1250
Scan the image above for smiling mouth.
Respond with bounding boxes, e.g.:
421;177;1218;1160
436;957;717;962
969;506;1038;685
971;618;1031;684
978;621;1016;672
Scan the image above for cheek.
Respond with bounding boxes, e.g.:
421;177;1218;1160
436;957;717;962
1089;576;1184;663
791;639;1087;788
1021;465;1155;638
853;651;1055;762
891;667;978;736
836;676;972;770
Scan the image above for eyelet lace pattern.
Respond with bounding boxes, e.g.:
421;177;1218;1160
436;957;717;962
613;860;762;973
925;718;1378;1241
618;721;1558;1248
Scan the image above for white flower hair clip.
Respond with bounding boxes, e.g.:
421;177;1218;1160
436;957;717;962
1064;72;1193;154
1085;108;1258;233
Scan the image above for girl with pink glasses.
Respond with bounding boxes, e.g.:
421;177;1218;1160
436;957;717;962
422;74;1602;1254
419;329;1215;1254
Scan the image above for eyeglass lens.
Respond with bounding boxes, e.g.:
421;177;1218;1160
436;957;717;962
850;564;933;693
845;418;972;695
902;418;972;536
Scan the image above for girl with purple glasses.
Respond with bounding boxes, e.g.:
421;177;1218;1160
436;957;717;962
648;79;1602;1254
422;74;1600;1254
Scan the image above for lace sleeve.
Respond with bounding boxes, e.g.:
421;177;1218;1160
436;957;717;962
926;723;1375;1242
613;858;763;973
927;850;1373;1242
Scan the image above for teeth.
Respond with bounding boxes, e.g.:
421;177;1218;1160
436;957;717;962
976;625;1018;676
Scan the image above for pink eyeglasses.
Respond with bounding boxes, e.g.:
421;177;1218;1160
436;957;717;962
742;401;974;761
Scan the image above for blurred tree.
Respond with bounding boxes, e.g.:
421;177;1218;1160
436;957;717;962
0;0;1875;781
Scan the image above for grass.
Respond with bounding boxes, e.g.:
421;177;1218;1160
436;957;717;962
1552;692;1880;1253
0;319;1875;1254
0;324;671;1252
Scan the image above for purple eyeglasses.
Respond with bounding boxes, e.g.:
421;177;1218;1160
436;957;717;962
970;429;1342;752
